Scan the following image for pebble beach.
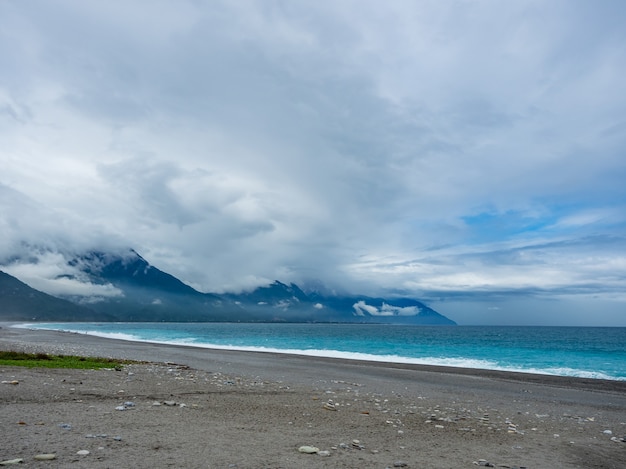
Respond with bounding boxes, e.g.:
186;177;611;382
1;324;626;468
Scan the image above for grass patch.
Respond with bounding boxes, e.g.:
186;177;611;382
0;350;136;370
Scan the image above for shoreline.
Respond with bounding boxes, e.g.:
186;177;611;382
2;323;626;468
3;322;626;393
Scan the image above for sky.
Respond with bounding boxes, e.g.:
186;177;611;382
1;1;625;326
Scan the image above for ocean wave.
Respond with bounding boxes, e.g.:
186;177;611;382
14;323;143;342
173;344;625;380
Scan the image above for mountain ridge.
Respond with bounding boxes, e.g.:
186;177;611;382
0;248;456;325
0;270;113;322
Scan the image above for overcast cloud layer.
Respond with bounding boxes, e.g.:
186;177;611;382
1;1;625;325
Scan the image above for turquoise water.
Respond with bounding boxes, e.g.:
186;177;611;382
18;323;626;381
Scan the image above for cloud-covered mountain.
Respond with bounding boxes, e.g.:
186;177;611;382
0;270;112;322
0;248;455;325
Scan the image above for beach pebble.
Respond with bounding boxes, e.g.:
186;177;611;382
76;450;90;456
352;439;364;450
115;405;126;411
602;430;612;435
0;459;24;465
318;450;331;457
163;400;177;406
323;400;337;411
474;460;494;467
298;446;319;454
393;461;408;467
58;423;72;430
124;401;135;407
34;454;57;461
1;380;19;385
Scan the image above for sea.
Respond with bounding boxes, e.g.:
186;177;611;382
16;323;626;381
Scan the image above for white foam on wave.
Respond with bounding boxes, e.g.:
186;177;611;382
13;323;143;342
146;340;626;380
169;342;503;369
540;367;618;381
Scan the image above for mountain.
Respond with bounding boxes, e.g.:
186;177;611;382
62;250;250;322
0;270;112;321
225;280;455;325
0;249;456;325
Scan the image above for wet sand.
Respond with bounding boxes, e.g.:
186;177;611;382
1;324;625;468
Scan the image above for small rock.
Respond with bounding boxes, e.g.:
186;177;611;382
0;459;24;465
603;430;613;435
352;439;364;450
393;461;408;467
34;454;57;461
163;400;177;406
318;450;331;457
58;423;72;430
474;460;494;467
76;450;90;456
115;406;126;411
298;446;319;454
1;380;19;385
323;400;337;411
124;401;135;408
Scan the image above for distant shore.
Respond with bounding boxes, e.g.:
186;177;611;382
2;323;626;468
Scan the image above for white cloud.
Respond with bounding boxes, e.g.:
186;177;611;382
352;301;379;316
1;251;123;298
1;0;625;324
352;301;419;317
381;303;419;316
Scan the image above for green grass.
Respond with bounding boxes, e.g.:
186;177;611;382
0;351;136;370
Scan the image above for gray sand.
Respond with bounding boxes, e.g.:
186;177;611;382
1;324;625;468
